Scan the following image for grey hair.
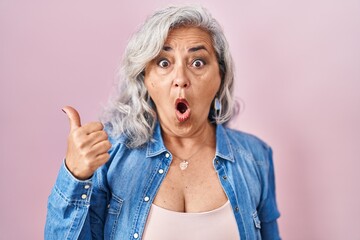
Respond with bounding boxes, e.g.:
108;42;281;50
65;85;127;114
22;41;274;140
101;5;235;148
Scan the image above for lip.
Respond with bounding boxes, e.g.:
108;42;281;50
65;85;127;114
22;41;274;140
175;98;191;122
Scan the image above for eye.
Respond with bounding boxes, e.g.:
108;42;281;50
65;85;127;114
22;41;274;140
192;59;205;68
158;59;170;68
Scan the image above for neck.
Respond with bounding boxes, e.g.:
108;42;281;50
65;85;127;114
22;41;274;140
161;121;216;155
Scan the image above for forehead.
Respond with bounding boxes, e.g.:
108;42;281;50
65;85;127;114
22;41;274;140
164;27;214;50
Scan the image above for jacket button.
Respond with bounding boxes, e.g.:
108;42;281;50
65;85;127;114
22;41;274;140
165;153;170;158
158;169;164;174
133;233;139;238
235;206;239;212
81;194;87;199
144;196;150;202
222;176;228;180
84;184;90;189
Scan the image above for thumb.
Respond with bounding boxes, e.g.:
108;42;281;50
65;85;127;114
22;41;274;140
62;106;81;130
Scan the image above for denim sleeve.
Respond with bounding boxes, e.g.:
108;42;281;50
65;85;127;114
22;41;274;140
44;161;108;240
259;147;281;240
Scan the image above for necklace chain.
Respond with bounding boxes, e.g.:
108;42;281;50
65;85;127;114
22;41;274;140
170;137;209;170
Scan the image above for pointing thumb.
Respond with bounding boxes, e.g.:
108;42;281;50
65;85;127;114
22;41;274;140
62;106;81;130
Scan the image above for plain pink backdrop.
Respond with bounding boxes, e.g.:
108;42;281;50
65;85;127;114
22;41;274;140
1;0;359;239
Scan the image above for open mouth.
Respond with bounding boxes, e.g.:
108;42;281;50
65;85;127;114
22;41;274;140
177;102;188;113
175;98;191;122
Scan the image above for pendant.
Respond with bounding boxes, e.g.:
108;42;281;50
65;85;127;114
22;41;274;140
179;160;189;170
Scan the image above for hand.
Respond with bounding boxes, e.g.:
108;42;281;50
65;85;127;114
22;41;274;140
62;106;111;180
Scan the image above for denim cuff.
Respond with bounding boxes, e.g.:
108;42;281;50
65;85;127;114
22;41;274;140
53;161;93;206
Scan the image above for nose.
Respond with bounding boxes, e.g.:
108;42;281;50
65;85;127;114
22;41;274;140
173;64;190;89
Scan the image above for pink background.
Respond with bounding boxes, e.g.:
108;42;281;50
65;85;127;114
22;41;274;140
1;0;359;239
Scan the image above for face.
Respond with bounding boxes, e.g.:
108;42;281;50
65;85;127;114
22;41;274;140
144;27;221;137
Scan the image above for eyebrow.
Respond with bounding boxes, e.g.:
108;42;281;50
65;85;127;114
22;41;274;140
162;46;172;51
162;45;209;53
189;45;208;53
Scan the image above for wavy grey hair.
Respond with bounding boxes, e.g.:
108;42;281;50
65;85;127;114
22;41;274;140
101;5;235;148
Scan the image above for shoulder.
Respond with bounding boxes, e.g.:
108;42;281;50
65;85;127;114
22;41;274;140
224;126;270;150
103;124;130;163
221;125;272;165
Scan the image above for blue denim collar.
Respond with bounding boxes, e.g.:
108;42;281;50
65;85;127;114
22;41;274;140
215;123;235;162
146;122;234;162
146;122;168;157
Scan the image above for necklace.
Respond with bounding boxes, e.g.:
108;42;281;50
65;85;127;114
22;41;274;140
170;137;209;171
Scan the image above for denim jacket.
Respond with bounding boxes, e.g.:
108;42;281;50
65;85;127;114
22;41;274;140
45;123;281;240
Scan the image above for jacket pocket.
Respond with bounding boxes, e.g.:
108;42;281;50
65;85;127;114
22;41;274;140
104;194;124;240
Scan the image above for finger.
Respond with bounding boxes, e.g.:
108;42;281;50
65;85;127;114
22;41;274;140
89;140;112;156
96;152;110;165
62;106;81;131
87;130;109;146
82;122;104;134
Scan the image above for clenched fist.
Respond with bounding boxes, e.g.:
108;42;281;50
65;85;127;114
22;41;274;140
62;106;112;180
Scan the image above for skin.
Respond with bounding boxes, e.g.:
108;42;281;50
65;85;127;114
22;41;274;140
62;27;227;212
62;106;111;180
145;27;228;212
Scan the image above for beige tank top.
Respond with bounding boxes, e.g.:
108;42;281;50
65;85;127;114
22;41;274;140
142;200;240;240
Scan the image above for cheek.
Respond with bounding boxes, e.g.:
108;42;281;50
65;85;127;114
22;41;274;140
202;74;221;95
144;66;157;89
150;80;156;88
144;76;157;94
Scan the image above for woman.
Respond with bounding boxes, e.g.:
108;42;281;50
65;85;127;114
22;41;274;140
45;5;281;240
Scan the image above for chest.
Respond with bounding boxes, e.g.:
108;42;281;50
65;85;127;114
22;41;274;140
152;153;228;213
106;147;263;240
